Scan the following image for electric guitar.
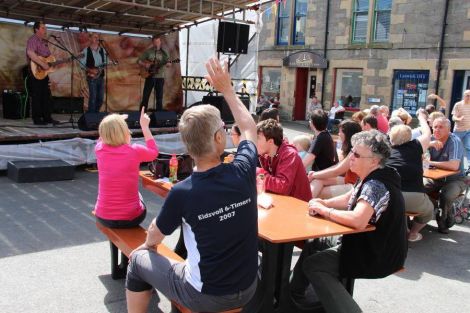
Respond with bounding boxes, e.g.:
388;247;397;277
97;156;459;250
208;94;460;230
30;53;84;80
86;60;119;79
139;58;180;79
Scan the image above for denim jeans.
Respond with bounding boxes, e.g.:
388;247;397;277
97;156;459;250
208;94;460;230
87;76;104;113
454;130;470;164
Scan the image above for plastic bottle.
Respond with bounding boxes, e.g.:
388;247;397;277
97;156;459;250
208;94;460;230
256;173;266;195
169;154;178;183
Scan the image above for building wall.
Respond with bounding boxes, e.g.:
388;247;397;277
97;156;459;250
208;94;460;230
257;0;470;120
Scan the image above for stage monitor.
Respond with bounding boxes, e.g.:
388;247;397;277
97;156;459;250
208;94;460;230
217;21;250;55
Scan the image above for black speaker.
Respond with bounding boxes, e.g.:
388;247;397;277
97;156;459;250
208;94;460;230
151;111;178;128
52;96;84;114
78;112;108;131
217;22;250;54
202;95;250;123
2;91;29;119
122;111;141;129
8;160;75;183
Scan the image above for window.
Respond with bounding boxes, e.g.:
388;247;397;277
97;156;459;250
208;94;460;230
277;0;292;45
260;67;282;99
392;70;429;115
335;69;363;109
373;0;392;41
352;0;369;43
293;0;307;45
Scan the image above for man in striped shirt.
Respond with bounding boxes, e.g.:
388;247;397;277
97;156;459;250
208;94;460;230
451;89;470;163
424;117;466;234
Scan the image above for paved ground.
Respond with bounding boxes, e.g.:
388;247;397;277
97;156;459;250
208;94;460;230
0;121;469;313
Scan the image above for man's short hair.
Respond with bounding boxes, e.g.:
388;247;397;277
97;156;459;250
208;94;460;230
310;109;328;131
98;114;130;146
433;116;451;129
179;104;222;158
33;21;43;33
257;119;283;146
259;108;279;122
362;115;378;129
388;116;404;130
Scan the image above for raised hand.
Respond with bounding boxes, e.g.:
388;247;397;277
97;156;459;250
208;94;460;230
140;106;150;129
205;57;233;94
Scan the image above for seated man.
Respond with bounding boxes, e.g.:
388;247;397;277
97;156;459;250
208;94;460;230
303;109;338;171
327;100;345;132
424;117;466;234
290;130;407;312
257;119;312;201
125;58;258;313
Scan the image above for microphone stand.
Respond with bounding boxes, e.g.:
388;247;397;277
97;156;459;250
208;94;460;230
47;37;84;129
99;40;115;113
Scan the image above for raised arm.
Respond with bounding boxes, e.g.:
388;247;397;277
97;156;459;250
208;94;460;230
416;109;431;151
205;57;257;144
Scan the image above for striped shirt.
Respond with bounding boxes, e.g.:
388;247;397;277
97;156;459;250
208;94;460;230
451;101;470;131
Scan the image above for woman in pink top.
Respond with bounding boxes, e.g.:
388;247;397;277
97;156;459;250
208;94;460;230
95;107;159;228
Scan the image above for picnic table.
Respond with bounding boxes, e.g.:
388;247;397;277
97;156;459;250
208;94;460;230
423;168;459;180
139;171;375;313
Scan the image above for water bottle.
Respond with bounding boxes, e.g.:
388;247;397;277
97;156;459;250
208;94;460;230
257;174;266;195
169;154;178;183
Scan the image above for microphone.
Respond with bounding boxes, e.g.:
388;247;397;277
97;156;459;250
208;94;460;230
50;34;61;40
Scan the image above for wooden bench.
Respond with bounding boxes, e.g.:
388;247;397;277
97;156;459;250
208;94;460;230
95;222;241;313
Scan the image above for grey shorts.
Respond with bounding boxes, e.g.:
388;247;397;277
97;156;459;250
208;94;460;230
126;249;257;312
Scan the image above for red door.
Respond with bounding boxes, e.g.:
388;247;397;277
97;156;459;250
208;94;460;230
294;68;309;120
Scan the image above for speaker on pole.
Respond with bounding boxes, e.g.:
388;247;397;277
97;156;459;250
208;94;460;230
217;21;250;54
77;112;108;131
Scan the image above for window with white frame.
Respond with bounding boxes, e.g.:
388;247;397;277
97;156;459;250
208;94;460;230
335;69;363;109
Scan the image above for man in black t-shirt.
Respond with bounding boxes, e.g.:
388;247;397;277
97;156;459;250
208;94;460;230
125;58;258;313
303;109;338;171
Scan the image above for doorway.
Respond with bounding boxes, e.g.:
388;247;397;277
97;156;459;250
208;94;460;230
294;68;309;120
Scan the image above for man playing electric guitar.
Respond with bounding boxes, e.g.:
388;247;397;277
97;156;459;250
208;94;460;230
26;21;59;125
79;33;107;113
137;34;169;112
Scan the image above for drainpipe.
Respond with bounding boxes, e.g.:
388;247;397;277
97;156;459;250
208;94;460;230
320;0;330;107
435;0;450;95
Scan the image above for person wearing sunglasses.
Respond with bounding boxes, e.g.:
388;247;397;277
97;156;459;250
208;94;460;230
290;130;407;312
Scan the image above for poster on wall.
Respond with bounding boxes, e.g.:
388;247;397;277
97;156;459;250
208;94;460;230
392;70;429;113
0;22;183;112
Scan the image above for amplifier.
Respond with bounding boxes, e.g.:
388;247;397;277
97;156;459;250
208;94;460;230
2;91;29;119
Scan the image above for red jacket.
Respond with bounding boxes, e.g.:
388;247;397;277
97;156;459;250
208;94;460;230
259;142;312;201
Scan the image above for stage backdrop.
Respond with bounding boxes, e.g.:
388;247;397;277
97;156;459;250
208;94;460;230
0;23;183;112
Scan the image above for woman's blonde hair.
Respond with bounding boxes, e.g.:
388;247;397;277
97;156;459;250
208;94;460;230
389;124;412;146
179;104;222;158
293;135;311;152
98;114;130;146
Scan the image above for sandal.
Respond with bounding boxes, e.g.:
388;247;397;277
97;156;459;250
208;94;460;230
408;232;423;242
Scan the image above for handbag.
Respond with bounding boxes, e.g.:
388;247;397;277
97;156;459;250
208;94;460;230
148;153;193;181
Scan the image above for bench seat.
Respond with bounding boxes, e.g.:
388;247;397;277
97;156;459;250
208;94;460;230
95;222;241;313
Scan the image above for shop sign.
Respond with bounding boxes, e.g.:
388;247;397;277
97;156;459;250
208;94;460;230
283;51;328;69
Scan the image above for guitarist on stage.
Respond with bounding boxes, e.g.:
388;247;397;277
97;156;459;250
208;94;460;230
79;33;106;113
26;21;59;125
137;35;169;112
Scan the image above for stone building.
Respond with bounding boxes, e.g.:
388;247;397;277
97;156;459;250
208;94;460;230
257;0;470;120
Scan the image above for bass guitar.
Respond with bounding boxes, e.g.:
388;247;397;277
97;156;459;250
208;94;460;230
139;58;180;79
86;60;119;79
30;53;84;80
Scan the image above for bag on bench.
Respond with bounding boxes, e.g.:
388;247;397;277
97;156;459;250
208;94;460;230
149;153;193;180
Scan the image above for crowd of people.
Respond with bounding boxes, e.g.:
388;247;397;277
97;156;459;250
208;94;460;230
90;53;469;312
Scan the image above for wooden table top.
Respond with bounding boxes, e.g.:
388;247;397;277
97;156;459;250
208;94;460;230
423;168;459;180
258;194;374;243
140;171;374;244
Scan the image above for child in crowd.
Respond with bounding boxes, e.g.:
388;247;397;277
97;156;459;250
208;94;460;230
293;134;312;172
94;107;159;228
